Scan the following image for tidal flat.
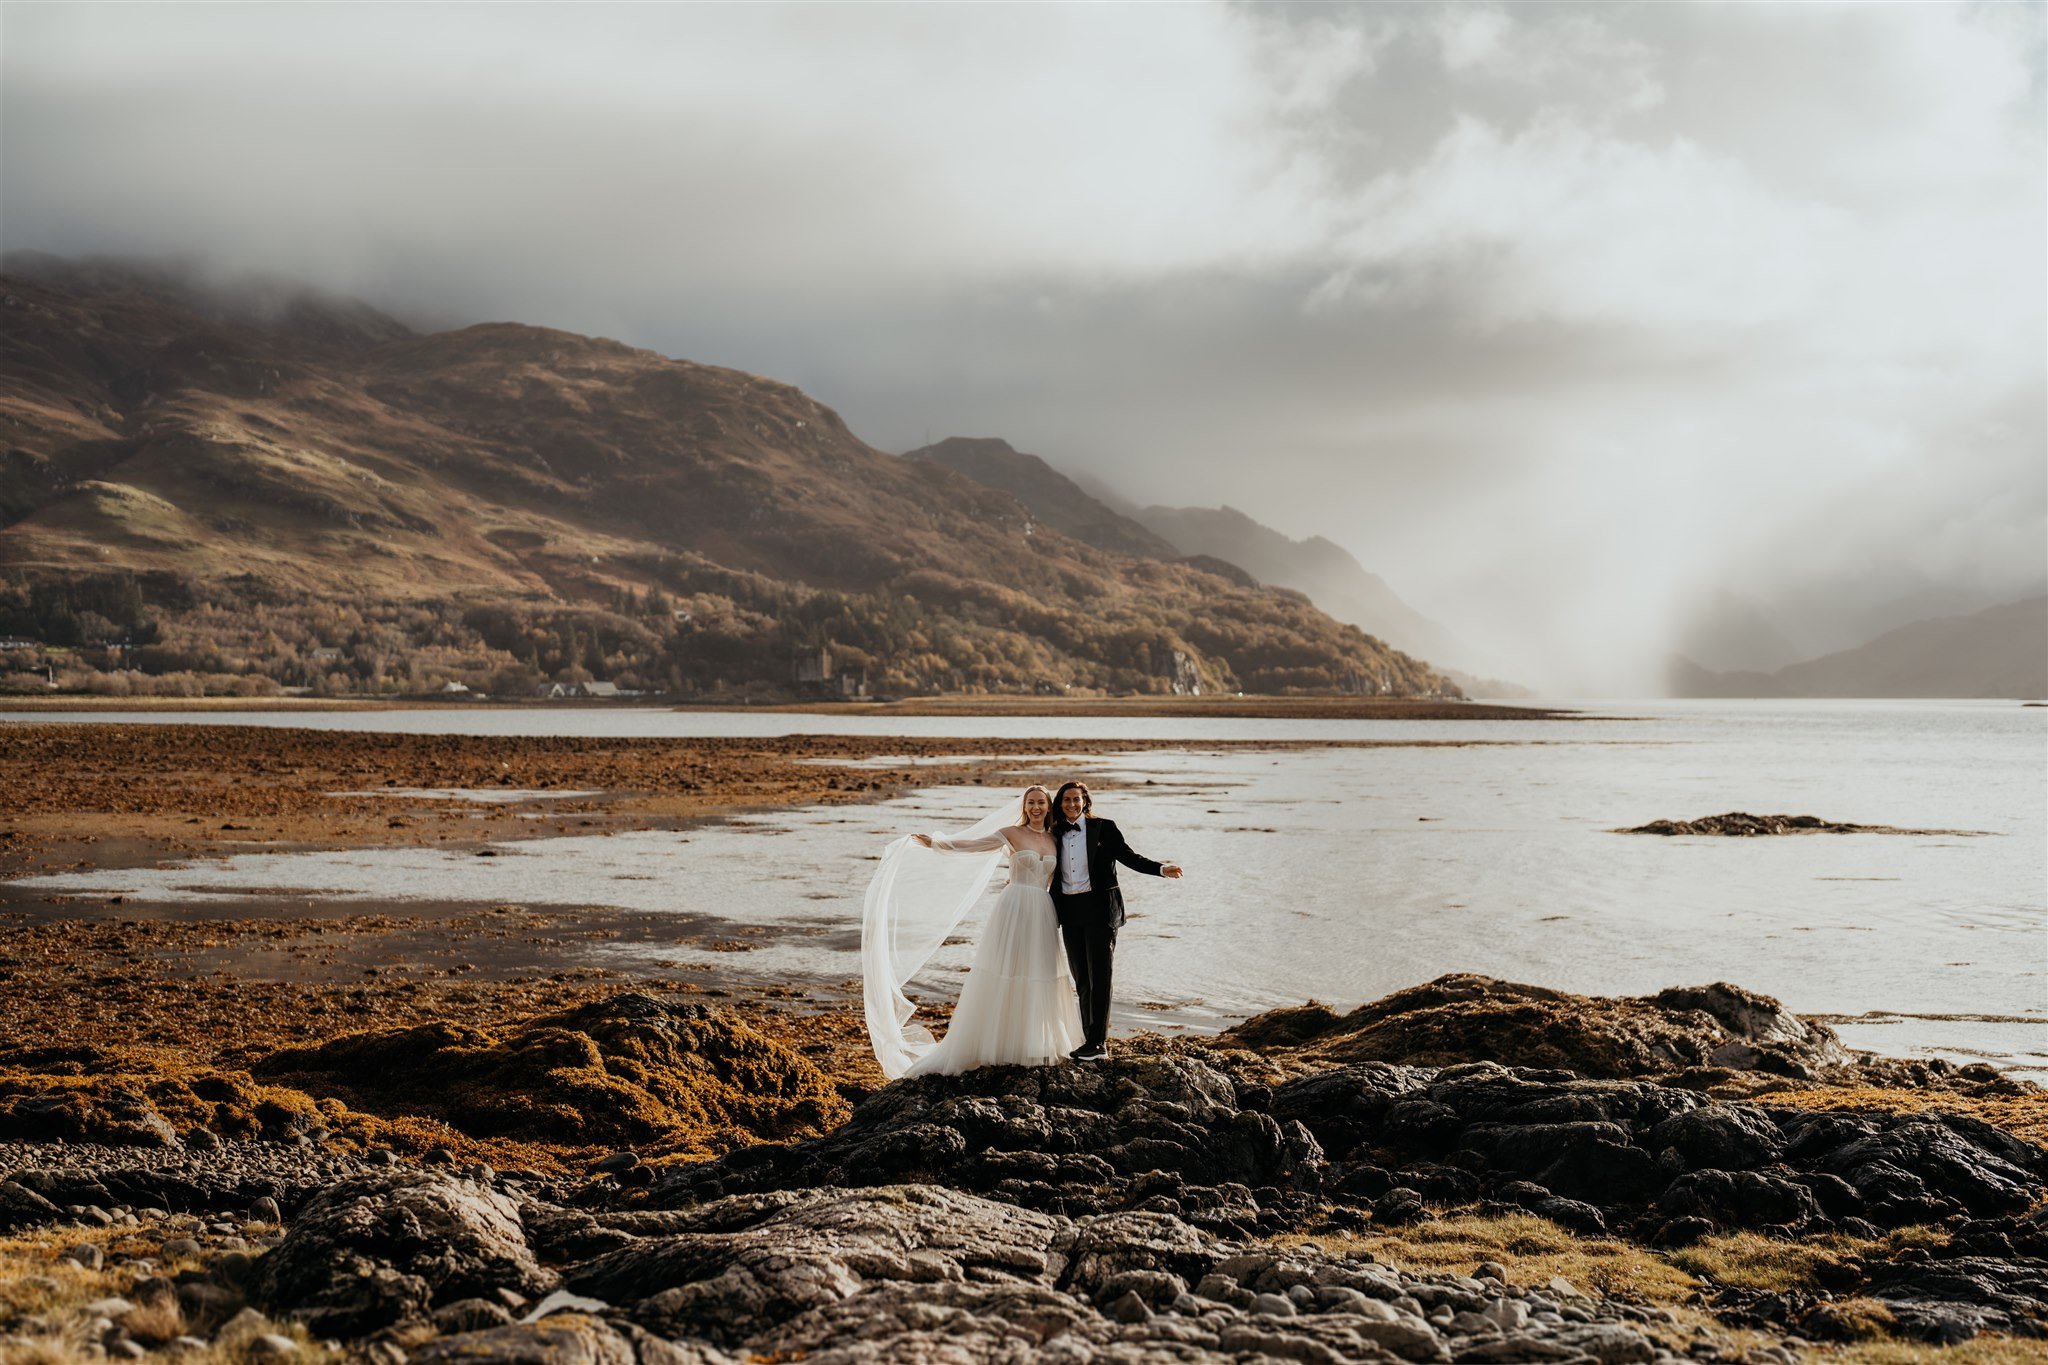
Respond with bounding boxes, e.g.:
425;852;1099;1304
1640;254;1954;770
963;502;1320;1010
0;706;2043;1362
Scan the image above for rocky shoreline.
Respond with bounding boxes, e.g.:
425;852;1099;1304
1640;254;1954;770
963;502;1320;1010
1;978;2042;1363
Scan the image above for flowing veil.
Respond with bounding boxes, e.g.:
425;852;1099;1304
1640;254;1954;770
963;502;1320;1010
861;794;1021;1079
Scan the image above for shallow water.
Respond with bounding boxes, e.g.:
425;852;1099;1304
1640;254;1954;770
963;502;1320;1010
10;700;2044;1075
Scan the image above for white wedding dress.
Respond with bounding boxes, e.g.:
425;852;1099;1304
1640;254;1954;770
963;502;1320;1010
899;839;1084;1076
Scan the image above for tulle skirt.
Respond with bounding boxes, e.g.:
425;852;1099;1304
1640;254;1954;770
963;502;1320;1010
903;881;1083;1076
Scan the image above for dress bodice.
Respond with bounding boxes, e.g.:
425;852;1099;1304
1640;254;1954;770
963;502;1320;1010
1008;847;1056;890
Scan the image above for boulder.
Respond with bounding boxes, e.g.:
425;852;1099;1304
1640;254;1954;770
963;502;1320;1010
252;1172;555;1336
566;1185;1068;1345
412;1314;735;1364
1647;1104;1785;1170
0;1178;60;1232
1655;1169;1820;1231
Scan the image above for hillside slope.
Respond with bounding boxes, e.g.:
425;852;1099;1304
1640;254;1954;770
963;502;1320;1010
903;437;1180;561
0;257;1457;699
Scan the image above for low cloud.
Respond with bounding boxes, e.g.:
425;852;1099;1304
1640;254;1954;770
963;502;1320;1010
3;2;2040;690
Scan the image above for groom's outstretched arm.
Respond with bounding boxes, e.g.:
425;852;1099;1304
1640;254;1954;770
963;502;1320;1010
1106;821;1180;878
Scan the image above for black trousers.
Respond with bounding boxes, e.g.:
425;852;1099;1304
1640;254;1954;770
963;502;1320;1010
1052;888;1118;1049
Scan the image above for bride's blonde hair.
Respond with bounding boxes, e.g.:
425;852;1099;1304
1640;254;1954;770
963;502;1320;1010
1019;785;1052;829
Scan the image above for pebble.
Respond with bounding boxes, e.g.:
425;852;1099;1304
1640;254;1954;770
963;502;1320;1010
161;1238;203;1259
66;1243;105;1270
250;1333;300;1356
1250;1292;1297;1317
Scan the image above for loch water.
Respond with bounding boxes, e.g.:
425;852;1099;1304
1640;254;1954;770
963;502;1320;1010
9;700;2043;1075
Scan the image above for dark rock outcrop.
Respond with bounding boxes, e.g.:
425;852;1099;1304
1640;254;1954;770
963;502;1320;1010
1267;1060;2048;1242
252;1171;557;1336
1619;812;1980;837
640;1051;1324;1236
1224;974;1850;1079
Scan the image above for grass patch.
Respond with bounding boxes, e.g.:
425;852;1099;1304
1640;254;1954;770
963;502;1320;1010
1662;1226;1940;1293
1824;1338;2048;1364
0;1223;330;1365
1287;1211;1701;1303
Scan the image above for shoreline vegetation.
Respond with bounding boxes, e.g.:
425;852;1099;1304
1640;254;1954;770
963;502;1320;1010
1;722;2041;1362
0;693;1570;720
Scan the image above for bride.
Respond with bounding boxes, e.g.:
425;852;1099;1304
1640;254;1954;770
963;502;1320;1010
862;785;1083;1077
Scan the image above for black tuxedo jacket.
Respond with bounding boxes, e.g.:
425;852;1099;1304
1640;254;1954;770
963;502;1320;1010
1049;816;1162;932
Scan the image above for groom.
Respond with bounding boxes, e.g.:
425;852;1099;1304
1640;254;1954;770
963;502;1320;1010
1049;781;1181;1060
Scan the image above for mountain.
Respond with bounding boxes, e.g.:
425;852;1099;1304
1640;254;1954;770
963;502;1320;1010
1669;597;2047;698
1126;505;1529;696
911;438;1528;697
0;255;1458;699
903;437;1180;560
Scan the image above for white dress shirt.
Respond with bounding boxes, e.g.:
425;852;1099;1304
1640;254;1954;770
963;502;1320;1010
1059;818;1093;894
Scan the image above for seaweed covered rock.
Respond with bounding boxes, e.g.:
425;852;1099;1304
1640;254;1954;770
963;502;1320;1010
641;1050;1322;1231
0;1042;334;1146
1223;974;1849;1079
255;993;848;1153
252;1170;556;1336
1618;812;1975;837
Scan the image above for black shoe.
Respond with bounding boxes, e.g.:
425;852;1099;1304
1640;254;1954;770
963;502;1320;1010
1071;1044;1108;1061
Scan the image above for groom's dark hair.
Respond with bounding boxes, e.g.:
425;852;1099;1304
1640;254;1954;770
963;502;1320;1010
1052;781;1092;823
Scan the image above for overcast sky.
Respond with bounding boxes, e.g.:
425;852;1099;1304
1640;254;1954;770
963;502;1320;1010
4;2;2042;690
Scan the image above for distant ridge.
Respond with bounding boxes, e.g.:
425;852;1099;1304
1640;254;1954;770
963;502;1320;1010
1126;504;1528;698
902;437;1181;561
909;438;1523;693
1669;596;2047;699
